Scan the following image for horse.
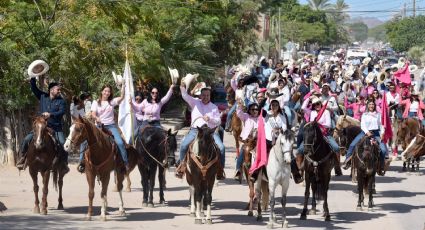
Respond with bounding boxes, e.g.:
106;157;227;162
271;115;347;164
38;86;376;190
352;136;380;211
396;118;421;171
266;128;295;228
185;125;220;224
225;86;243;158
135;126;177;207
334;115;360;137
333;125;362;156
64;116;130;220
27;116;67;215
401;127;425;172
300;121;336;221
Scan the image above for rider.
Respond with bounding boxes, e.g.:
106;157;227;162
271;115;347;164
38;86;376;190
225;73;245;132
233;101;259;181
175;85;226;180
16;78;69;174
342;100;389;176
88;84;130;172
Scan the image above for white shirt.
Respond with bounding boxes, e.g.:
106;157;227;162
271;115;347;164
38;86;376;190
70;104;85;120
265;112;288;141
91;98;119;125
361;111;384;135
277;86;290;108
181;87;220;128
386;91;400;105
310;109;331;128
410;101;419;112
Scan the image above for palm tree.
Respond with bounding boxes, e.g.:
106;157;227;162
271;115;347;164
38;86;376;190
333;0;350;21
308;0;333;11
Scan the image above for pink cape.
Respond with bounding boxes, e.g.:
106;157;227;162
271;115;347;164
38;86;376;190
249;109;268;175
315;100;329;135
381;93;393;143
394;63;411;85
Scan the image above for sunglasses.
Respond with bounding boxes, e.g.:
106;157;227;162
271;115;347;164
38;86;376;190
135;97;142;101
151;91;158;95
250;108;259;111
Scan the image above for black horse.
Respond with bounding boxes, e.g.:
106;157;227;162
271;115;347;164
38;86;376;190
334;125;362;156
352;136;379;211
136;126;177;207
301;121;336;221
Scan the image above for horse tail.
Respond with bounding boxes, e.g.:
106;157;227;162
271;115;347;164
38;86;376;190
313;179;326;201
52;169;59;191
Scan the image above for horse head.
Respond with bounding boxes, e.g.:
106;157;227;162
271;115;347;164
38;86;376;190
278;128;295;164
195;125;216;162
167;129;178;156
33;116;49;150
357;136;379;175
303;121;322;155
64;116;88;152
402;129;425;160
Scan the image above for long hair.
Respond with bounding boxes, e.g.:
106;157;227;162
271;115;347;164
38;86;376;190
147;87;162;103
97;85;114;105
269;99;283;114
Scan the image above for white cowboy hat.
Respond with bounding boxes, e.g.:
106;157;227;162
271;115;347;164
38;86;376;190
344;67;355;80
311;96;321;105
322;82;331;88
365;72;375;84
269;72;280;82
409;64;419;72
112;71;123;87
398;57;406;68
362;57;371;66
312;74;321;84
182;73;199;89
266;88;283;99
168;67;179;85
193;82;206;96
27;60;49;79
301;63;309;70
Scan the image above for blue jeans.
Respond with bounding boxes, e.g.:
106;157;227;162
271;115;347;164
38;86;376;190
21;131;67;160
225;104;237;130
179;128;226;166
345;132;387;163
283;106;292;125
79;140;88;162
298;135;339;155
104;124;129;165
236;146;245;170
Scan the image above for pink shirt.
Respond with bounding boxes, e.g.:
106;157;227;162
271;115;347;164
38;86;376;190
132;88;172;121
91;98;119;125
345;98;365;120
130;101;144;121
236;108;258;141
310;109;331;129
181;87;220;128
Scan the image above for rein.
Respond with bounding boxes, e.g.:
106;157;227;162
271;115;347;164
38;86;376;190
138;125;168;168
189;142;219;180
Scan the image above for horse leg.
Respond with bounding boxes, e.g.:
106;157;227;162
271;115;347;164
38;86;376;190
357;174;363;211
138;164;148;206
235;136;240;158
148;165;157;207
205;181;214;225
100;173;110;221
300;176;310;220
40;170;50;215
255;175;263;221
158;166;166;204
189;185;196;217
267;182;276;229
57;172;64;210
281;180;289;228
30;169;40;214
248;178;255;217
323;184;331;221
85;172;96;221
116;170;126;216
194;187;203;224
309;180;317;215
368;176;374;211
125;173;131;192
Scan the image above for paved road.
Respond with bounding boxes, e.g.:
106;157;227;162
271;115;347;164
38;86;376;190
1;129;425;230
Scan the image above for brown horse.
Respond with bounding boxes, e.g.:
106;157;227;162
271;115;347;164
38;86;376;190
225;86;243;158
185;125;220;224
64;117;131;220
396;118;421;171
27;116;67;215
401;127;425;172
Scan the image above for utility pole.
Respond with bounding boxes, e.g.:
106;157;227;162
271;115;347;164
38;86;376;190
403;3;407;18
413;0;416;17
278;7;281;60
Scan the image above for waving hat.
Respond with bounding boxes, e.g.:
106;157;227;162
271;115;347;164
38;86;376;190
168;67;179;85
27;60;49;79
112;71;123;87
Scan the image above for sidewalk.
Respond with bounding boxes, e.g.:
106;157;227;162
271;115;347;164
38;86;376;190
160;107;186;132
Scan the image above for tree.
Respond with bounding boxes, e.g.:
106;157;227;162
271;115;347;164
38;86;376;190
307;0;333;11
368;23;387;42
348;22;368;42
407;46;424;66
386;16;425;52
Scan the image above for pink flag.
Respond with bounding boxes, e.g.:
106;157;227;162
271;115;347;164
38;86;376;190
394;63;411;85
315;100;329;135
249;109;268;175
381;93;393;143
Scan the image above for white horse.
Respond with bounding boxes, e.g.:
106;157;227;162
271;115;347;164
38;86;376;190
266;128;295;228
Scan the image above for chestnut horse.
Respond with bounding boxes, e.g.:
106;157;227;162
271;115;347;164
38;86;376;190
401;127;425;172
225;86;243;158
396;118;421;171
27;116;67;215
185;125;220;224
64;117;133;220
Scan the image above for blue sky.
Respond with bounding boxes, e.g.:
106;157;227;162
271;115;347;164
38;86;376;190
298;0;424;20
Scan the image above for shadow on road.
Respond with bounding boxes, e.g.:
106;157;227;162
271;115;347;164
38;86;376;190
375;176;406;183
330;182;356;191
376;203;425;213
377;190;425;198
0;214;82;230
126;211;182;221
64;206;139;215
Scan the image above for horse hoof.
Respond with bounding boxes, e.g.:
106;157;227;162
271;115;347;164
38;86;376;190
100;216;107;221
267;222;274;229
248;211;253;216
308;209;316;215
33;206;40;214
325;215;331;221
300;215;307;220
142;202;148;207
256;215;262;221
57;204;64;210
206;219;213;225
283;220;289;228
125;187;131;192
195;219;203;224
85;215;92;221
159;200;166;205
119;210;126;216
356;206;362;211
148;203;154;208
190;212;196;217
368;207;373;212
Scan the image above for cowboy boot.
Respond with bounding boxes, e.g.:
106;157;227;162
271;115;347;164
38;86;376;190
216;159;226;180
342;158;351;170
77;161;85;173
334;152;343;176
291;159;304;184
295;154;304;170
175;160;186;179
16;142;30;170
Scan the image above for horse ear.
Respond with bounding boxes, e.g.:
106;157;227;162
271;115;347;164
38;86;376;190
167;128;172;136
208;128;215;135
172;130;178;136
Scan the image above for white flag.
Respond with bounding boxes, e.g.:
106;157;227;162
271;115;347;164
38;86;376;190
118;59;136;144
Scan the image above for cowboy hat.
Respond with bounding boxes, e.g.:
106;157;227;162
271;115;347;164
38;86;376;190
398;57;406;69
266;88;283;99
193;82;207;96
391;64;399;70
365;72;376;84
409;64;419;72
312;74;321;84
322;82;331;88
342;82;350;92
269;72;280;82
27;60;49;79
377;71;388;83
362;57;371;66
182;73;199;89
112;71;123;87
311;96;321;105
168;67;179;85
344;67;355;80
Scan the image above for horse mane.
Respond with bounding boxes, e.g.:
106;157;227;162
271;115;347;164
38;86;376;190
80;118;111;147
196;125;217;163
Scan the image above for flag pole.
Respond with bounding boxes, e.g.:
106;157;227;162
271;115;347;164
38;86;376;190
126;44;135;146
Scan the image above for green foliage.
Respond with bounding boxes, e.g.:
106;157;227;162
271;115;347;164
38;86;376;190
0;0;266;109
348;22;368;42
407;46;424;65
368;23;387;42
386;16;425;52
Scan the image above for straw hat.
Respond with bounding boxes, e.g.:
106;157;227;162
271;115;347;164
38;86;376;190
311;96;321;105
365;72;376;84
398;57;406;69
266;88;283;99
27;60;49;79
409;64;419;72
269;72;280;82
362;57;371;66
312;74;321;84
